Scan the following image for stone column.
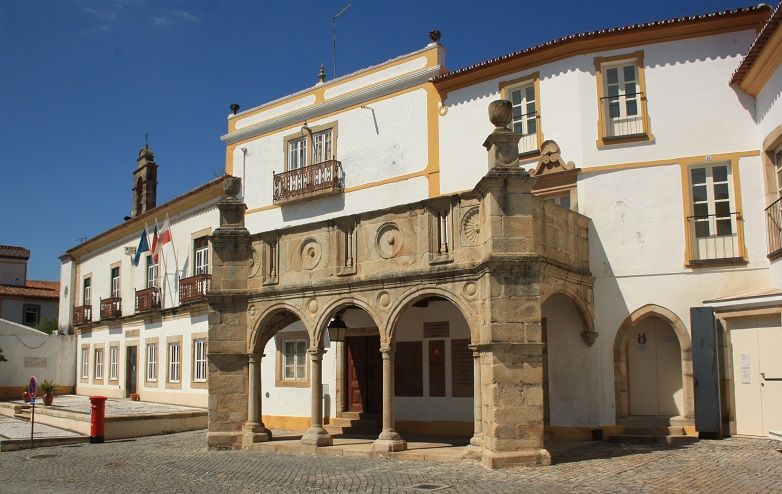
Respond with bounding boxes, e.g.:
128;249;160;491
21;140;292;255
301;347;332;446
242;353;270;447
464;344;482;458
373;346;407;452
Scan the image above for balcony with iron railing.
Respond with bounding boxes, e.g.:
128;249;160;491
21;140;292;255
687;212;744;265
179;273;210;304
73;305;92;325
99;297;122;319
135;286;161;313
600;92;648;139
273;159;343;204
766;197;782;259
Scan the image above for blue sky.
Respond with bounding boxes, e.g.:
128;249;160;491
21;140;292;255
0;0;754;280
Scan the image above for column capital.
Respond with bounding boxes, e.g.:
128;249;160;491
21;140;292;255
308;347;324;360
379;346;393;359
248;353;265;364
468;344;480;357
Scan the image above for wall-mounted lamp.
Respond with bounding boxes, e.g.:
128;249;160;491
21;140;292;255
301;121;312;137
327;311;348;342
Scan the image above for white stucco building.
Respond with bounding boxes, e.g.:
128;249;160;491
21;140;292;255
0;246;59;329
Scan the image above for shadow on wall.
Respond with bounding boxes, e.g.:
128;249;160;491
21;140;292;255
280;193;346;223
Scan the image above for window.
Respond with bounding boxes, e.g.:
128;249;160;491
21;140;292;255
81;348;89;379
194;237;209;275
284;123;338;171
23;304;40;326
94;348;104;380
283;339;307;381
109;347;119;380
168;343;181;383
111;266;120;298
687;163;740;262
193;338;207;382
288;137;307;170
544;194;571;210
595;52;651;144
312;129;333;164
500;74;541;156
146;343;157;382
146;255;158;288
83;277;91;305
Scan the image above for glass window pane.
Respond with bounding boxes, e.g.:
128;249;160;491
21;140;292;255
512;106;521;119
713;165;728;182
609;101;620;118
714;201;731;216
525;86;535;101
626;100;638;116
513;123;523;134
284;366;294;379
527;119;537;135
716;219;733;236
525;102;535;115
623;64;636;82
695;221;711;238
624;82;636;96
606;67;618;85
690;168;706;184
714;183;730;200
607;85;619;97
694;203;709;217
511;90;521;105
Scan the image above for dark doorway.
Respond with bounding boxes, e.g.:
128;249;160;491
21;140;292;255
345;335;382;413
126;346;137;397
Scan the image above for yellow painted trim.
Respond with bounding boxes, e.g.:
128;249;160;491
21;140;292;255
679;157;749;267
425;85;441;197
261;414;313;431
499;72;544;158
228;45;441;132
594;51;653;147
739;22;782;96
581;150;760;175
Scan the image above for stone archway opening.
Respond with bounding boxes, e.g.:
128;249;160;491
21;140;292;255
613;305;694;425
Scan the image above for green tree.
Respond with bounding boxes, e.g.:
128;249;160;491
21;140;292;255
35;318;58;335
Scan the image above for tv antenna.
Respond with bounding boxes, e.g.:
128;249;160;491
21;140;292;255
332;3;351;79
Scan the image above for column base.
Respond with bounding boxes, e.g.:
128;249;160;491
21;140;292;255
301;426;333;446
206;431;243;450
372;430;407;452
480;448;551;469
241;422;272;447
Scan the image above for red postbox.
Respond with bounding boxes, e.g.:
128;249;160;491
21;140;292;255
89;396;108;444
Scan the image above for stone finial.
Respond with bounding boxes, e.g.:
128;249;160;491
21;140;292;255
483;100;521;168
230;103;240;115
318;64;326;84
224;176;241;198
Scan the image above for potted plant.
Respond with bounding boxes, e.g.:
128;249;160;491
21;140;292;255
39;380;59;406
21;385;30;403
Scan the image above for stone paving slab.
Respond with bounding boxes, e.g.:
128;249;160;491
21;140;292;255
0;416;87;452
0;430;780;493
5;394;205;416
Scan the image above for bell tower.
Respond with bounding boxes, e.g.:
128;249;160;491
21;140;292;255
131;144;158;217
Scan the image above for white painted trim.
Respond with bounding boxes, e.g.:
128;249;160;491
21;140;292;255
705;294;782;310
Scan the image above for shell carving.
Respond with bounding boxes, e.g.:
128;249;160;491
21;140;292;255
249;246;262;278
461;207;480;245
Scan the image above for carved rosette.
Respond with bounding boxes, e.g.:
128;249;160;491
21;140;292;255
375;223;404;259
461;207;480;245
300;238;322;270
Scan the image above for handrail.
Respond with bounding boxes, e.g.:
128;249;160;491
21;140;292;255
273;159;343;203
765;196;782;255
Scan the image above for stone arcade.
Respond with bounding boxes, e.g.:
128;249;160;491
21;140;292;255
205;101;593;468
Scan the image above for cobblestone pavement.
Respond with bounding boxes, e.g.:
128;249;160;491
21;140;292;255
0;430;779;493
5;395;205;415
0;416;81;440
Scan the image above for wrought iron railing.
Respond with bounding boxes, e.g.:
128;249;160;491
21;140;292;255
99;297;122;319
600;92;646;138
273;159;343;204
766;196;782;257
73;305;92;325
687;212;741;262
135;287;161;313
179;274;210;304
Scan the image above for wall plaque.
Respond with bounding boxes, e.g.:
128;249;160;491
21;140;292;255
451;339;473;397
394;341;422;397
423;321;449;338
126;329;139;338
429;340;446;397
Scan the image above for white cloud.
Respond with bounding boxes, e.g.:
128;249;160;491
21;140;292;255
152;10;198;27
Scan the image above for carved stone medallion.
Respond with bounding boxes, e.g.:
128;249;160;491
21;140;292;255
463;281;477;298
249;246;262;278
307;297;319;314
377;291;391;308
300;238;322;270
375;223;404;259
461;207;480;245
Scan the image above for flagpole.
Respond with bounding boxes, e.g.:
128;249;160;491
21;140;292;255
155;218;172;310
165;213;181;304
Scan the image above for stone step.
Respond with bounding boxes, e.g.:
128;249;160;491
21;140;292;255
324;424;381;436
620;426;685;436
336;411;379;421
608;434;698;446
328;417;379;428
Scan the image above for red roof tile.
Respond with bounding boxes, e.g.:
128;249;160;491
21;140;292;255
0;245;30;259
731;2;782;84
0;280;60;299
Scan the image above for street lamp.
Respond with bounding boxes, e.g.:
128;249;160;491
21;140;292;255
327;311;348;343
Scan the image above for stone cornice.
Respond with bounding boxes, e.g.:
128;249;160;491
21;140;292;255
220;66;442;145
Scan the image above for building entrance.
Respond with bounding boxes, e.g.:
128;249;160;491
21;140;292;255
345;335;382;413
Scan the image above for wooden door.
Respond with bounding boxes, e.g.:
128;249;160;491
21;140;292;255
126;346;137;396
345;336;382;413
346;337;366;412
628;317;683;416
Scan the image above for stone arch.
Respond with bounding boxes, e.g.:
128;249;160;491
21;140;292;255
540;287;595;335
312;295;383;347
613;304;694;421
384;284;479;344
249;302;309;354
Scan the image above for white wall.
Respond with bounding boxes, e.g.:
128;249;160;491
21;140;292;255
0;259;26;287
58;257;75;332
0;318;76;393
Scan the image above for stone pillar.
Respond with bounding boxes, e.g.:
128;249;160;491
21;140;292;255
242;353;271;447
464;344;482;458
301;347;332;446
207;176;253;450
373;346;407;452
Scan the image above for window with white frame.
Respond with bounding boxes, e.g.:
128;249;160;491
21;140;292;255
602;61;643;138
83;277;91;305
146;255;158;288
168;343;181;383
283;339;307;381
194;237;209;276
23;304;40;326
689;163;739;261
288;137;307;170
81;348;89;379
94;348;104;379
110;266;120;298
193;338;207;382
146;343;157;381
509;82;538;154
109;347;119;380
312;129;333;164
